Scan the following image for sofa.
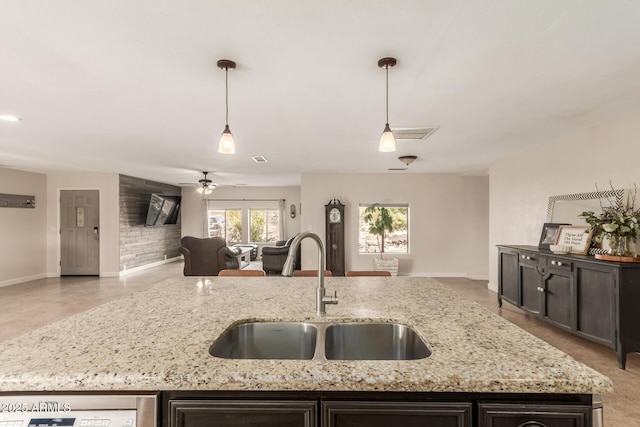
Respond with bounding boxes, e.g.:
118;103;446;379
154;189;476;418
261;236;301;275
178;236;243;276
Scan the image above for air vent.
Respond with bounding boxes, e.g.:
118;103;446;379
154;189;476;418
388;168;408;171
252;155;268;163
393;127;439;141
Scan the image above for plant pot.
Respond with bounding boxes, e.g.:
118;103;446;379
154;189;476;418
374;257;398;276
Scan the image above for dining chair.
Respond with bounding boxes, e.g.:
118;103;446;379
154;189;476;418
293;270;333;277
218;269;266;277
345;270;391;277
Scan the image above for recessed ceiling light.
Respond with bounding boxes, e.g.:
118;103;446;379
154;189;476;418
0;115;22;122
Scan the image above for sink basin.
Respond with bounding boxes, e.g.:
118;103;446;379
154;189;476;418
210;321;430;361
209;322;317;359
324;323;431;360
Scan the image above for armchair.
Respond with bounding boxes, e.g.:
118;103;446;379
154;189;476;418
261;236;301;274
178;236;242;276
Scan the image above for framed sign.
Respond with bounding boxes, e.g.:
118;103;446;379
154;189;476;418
555;225;593;255
538;223;570;250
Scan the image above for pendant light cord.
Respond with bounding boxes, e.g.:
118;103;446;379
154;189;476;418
225;67;229;126
385;65;389;125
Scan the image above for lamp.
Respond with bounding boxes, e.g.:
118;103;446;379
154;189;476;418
378;57;397;152
217;59;236;154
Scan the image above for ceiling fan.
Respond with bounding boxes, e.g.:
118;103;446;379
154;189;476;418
196;171;216;194
179;171;228;194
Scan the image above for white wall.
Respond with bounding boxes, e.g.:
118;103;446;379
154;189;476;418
300;173;489;277
46;172;120;277
181;185;301;243
0;168;47;286
488;112;640;291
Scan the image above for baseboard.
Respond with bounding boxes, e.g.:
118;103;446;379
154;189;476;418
0;273;47;288
403;272;469;278
468;274;489;281
119;256;181;276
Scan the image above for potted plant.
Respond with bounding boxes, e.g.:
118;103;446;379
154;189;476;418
579;185;640;258
363;203;399;275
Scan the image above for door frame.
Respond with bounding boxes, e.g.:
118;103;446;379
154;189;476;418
57;188;102;276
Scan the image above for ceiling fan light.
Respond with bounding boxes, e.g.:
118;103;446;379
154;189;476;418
218;125;235;154
379;123;396;152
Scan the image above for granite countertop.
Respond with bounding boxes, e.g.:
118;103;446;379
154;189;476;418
0;276;612;394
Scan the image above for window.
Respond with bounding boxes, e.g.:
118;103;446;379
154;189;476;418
358;204;409;254
249;208;280;243
206;199;284;244
208;209;242;243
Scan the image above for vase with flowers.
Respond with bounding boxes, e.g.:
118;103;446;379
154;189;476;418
579;185;640;258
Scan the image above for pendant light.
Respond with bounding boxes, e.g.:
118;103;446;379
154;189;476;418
217;59;236;154
378;57;397;152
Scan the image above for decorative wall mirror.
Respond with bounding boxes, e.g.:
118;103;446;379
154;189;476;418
546;188;628;255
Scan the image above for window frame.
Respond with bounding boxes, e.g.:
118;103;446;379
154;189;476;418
358;203;409;255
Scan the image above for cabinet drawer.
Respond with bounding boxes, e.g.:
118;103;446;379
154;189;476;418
323;401;471;427
546;258;572;272
518;252;538;266
169;400;317;427
479;403;590;427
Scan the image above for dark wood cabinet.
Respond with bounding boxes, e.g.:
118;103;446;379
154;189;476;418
169;399;317;427
498;244;640;369
165;392;597;427
322;401;471;427
479;403;590;427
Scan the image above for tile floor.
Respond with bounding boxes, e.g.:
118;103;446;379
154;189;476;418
0;263;637;425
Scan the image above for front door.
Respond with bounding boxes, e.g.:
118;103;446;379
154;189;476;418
60;190;100;275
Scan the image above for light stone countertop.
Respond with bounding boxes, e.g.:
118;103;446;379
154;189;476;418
0;276;612;394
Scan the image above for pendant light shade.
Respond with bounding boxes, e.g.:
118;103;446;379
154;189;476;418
219;124;235;154
378;57;397;152
379;123;396;152
217;59;236;154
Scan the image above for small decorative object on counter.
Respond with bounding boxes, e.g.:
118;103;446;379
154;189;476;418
580;183;640;258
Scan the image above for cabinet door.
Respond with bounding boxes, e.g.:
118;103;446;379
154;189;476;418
322;401;471;427
479;403;590;427
169;400;317;427
498;248;519;306
543;266;573;331
520;260;542;316
575;264;616;348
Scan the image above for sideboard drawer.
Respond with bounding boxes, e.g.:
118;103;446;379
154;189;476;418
547;257;572;272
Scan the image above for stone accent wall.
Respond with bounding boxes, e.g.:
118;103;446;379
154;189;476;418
119;174;181;271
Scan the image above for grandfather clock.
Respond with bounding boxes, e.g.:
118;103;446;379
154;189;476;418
325;198;345;276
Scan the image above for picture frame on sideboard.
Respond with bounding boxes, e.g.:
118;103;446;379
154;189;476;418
538;223;570;250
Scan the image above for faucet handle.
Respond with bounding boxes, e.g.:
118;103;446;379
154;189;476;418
323;290;338;304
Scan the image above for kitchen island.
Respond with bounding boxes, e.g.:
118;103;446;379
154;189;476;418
0;276;611;426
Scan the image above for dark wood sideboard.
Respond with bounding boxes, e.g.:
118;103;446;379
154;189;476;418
498;244;640;369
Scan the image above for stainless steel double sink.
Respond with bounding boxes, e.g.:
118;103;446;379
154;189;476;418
209;321;431;360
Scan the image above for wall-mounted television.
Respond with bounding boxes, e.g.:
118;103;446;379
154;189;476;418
145;193;181;226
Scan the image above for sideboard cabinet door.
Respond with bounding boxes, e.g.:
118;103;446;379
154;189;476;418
574;264;616;348
498;247;519;306
542;264;574;331
519;254;542;316
322;401;471;427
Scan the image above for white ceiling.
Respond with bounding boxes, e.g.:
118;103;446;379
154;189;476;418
2;1;640;187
